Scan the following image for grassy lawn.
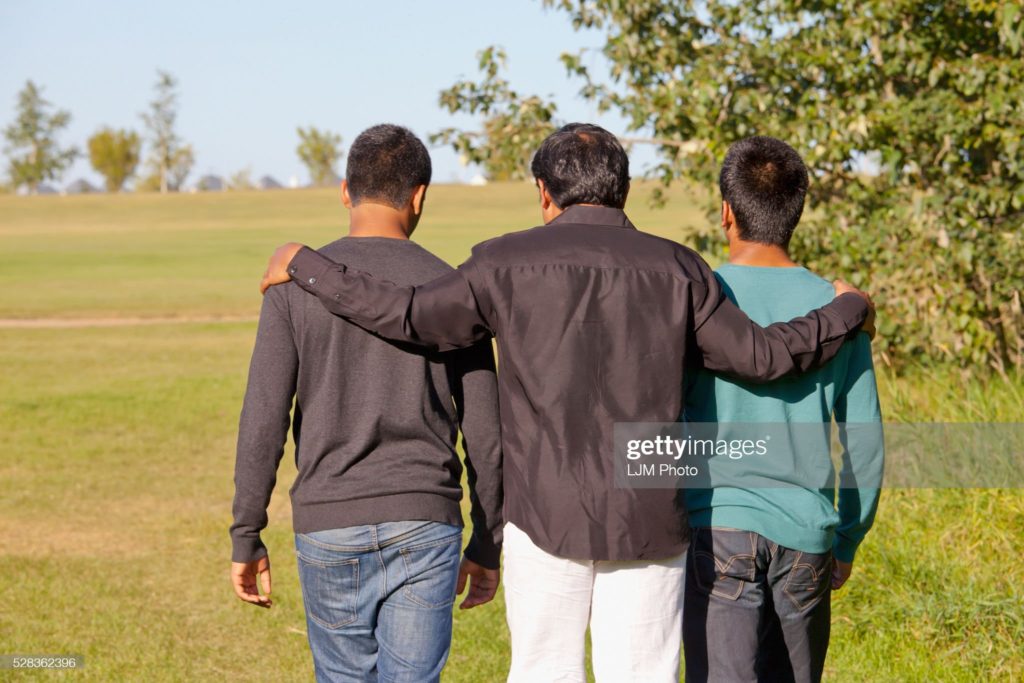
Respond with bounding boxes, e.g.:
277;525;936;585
0;186;1020;681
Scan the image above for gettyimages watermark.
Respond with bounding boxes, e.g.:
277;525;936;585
613;422;1024;489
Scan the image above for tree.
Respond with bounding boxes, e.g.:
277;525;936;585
140;71;193;192
228;167;254;191
432;47;558;181
444;1;1024;370
2;80;77;193
87;128;140;192
296;127;342;187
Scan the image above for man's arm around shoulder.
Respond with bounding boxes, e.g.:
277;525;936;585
690;252;875;381
260;242;493;352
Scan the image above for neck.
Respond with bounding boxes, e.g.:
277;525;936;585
347;203;411;240
727;239;797;267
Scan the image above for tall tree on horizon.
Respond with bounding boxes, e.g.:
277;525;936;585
140;71;193;193
2;80;78;193
296;126;343;187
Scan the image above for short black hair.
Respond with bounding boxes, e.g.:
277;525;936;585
530;123;630;209
345;124;431;209
719;136;809;247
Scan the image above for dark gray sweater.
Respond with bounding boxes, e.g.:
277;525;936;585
230;237;503;568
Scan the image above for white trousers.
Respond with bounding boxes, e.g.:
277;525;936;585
503;522;685;683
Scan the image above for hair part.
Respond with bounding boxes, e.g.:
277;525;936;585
531;123;630;209
719;136;809;247
346;124;431;209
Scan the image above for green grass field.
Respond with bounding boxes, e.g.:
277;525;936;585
1;185;1021;681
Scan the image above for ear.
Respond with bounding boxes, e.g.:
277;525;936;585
536;179;553;211
340;179;353;209
410;184;428;215
622;180;630;207
721;200;736;239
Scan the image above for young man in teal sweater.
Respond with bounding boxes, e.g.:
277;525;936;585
682;136;884;683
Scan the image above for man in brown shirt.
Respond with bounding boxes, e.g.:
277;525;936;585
259;123;873;682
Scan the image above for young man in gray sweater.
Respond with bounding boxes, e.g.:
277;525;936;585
229;124;503;683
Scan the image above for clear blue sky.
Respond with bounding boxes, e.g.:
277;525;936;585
0;0;655;187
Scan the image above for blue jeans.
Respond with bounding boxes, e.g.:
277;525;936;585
295;521;463;683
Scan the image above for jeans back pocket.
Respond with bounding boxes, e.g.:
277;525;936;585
399;534;461;609
296;554;360;629
689;527;758;601
782;551;831;612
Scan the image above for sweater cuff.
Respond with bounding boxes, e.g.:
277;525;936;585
464;533;501;570
231;535;269;564
832;536;860;563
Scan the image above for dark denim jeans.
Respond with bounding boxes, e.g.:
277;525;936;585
683;527;832;683
295;521;462;683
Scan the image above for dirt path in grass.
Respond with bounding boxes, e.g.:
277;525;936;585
0;315;258;329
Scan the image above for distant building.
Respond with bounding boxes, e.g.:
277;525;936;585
288;175;300;189
64;178;99;194
195;175;225;192
469;174;488;186
258;175;283;190
35;184;58;195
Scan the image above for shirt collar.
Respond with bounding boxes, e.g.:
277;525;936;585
549;204;637;230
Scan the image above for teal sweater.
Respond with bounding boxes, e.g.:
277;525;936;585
684;264;883;562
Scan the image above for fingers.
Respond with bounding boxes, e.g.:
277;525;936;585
456;563;469;596
832;279;878;339
459;580;490;609
830;559;852;591
233;573;270;606
258;557;272;600
863;306;877;340
459;567;500;610
231;560;273;608
259;243;303;293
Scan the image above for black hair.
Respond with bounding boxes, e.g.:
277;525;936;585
719;136;809;247
345;124;431;209
530;123;630;209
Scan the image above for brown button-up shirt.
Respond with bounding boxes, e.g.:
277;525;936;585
287;205;868;561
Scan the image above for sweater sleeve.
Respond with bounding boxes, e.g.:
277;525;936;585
229;288;298;562
450;340;504;569
832;333;884;563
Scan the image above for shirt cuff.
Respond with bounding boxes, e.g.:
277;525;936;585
288;246;333;294
464;533;502;570
829;292;869;336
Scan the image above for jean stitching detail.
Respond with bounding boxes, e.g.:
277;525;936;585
782;551;830;612
296;551;360;568
399;537;460;609
297;533;375;553
398;531;463;554
299;556;360;629
690;529;757;601
378;523;455;549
